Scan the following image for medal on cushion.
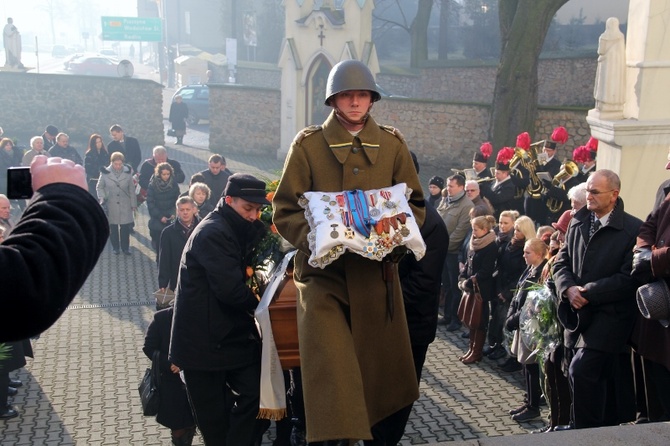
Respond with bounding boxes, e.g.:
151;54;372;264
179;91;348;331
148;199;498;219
368;193;381;218
387;216;403;244
397;213;411;237
374;217;395;250
342;211;356;239
330;224;339;239
380;190;397;209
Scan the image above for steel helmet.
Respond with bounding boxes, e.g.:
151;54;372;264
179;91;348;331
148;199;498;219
324;60;381;106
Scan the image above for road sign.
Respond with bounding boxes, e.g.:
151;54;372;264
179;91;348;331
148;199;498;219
101;17;162;42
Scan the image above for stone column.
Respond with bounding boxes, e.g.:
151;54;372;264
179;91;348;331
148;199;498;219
587;0;670;219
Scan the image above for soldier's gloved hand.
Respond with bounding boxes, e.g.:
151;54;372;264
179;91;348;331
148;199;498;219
632;247;652;282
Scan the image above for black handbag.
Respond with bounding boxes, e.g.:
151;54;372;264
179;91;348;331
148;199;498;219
138;350;161;416
167;128;177;137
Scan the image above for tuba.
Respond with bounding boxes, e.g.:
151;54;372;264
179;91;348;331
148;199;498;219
546;160;579;213
513;141;546;199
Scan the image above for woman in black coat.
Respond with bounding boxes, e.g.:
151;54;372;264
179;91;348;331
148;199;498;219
169;95;189;145
458;215;498;364
84;134;110;196
146;162;181;254
487;210;526;360
505;238;549;422
143;307;196;445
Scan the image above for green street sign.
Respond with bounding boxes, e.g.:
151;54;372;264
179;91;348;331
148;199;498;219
101;16;162;42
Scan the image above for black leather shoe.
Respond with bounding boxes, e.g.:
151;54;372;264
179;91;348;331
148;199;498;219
446;321;462;332
0;406;18;420
512;406;541;422
8;379;22;388
553;424;573;431
7;386;17;396
508;404;527;415
531;424;553;433
488;345;507;360
499;358;522;372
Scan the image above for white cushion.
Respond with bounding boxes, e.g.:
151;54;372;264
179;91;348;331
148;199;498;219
299;182;426;269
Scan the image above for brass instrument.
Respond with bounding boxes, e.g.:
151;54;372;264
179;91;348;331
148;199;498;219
546;160;579;213
509;141;545;199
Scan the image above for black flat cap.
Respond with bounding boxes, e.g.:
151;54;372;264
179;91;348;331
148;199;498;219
224;173;270;205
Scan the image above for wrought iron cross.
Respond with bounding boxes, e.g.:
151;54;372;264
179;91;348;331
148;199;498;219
318;25;326;47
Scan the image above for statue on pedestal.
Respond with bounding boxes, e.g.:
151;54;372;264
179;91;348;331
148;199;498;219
591;17;626;119
3;18;24;69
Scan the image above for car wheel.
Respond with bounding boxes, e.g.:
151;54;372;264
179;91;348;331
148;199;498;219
186;111;199;126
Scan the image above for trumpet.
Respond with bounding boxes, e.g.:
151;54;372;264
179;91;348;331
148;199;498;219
546;160;579;213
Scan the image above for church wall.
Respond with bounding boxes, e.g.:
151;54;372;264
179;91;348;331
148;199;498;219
377;57;597;107
205;83;588;171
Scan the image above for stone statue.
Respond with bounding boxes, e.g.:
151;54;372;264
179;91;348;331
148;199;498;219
3;18;23;69
592;17;626;119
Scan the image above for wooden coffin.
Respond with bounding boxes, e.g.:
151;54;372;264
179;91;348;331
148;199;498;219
268;267;300;369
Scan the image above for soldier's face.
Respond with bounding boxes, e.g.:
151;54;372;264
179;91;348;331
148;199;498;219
333;90;372;123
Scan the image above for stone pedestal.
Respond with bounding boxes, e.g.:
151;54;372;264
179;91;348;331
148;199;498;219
587;0;670;219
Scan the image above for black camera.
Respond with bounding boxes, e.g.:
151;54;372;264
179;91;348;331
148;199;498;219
7;166;33;199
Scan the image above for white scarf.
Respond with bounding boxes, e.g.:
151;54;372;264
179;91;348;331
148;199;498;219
254;250;296;420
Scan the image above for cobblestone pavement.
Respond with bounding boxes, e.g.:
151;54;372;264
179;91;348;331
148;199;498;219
0;116;547;445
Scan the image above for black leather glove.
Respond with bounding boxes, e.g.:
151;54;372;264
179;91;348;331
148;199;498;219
632;247;652;281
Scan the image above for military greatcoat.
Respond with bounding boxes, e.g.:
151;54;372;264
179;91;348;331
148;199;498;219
273;111;426;442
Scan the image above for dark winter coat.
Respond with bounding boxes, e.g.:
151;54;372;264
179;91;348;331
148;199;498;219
399;205;449;346
0;183;109;341
49;144;83;165
169;102;189;132
505;260;548;331
487;178;519;218
146;176;181;233
460;236;498;303
158;218;199;291
169;202;265;370
143;307;195;430
84;148;110;182
199;168;232;206
496;236;527;303
108;136;142;172
630;195;670;371
139;158;186;190
553;198;642;353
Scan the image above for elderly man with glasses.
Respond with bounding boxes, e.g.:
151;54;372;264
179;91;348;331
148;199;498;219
553;169;642;429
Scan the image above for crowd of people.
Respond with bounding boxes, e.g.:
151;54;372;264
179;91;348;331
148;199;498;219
2;60;670;445
428;132;670;435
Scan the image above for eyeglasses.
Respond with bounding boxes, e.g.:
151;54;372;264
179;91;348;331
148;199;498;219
585;189;614;196
465;189;477;192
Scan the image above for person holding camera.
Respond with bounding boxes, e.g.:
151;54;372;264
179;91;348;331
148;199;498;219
1;155;109;342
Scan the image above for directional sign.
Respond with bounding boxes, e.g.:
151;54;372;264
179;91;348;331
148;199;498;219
101;16;162;42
